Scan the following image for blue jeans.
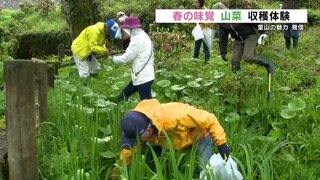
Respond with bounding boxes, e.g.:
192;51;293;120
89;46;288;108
194;39;210;62
117;80;153;101
284;23;299;39
196;135;213;170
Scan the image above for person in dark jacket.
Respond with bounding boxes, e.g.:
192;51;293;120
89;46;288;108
219;23;275;73
282;0;301;49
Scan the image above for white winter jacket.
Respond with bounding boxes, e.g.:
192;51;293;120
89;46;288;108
112;28;155;86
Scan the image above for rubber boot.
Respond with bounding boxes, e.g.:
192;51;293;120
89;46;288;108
231;63;240;73
253;57;275;74
292;38;298;48
285;37;291;49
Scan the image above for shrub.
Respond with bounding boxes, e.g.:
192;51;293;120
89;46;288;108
19;0;36;13
37;0;55;16
149;24;192;64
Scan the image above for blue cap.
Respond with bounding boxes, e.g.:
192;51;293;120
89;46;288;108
106;19;118;38
120;111;150;149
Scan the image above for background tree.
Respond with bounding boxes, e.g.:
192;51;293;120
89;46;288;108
61;0;101;40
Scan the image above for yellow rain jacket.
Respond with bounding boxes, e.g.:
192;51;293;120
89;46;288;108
71;22;107;60
119;99;227;165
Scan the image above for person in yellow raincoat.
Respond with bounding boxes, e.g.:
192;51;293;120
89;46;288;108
71;19;118;78
112;98;230;177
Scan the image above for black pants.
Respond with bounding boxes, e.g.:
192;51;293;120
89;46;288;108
117;80;153;101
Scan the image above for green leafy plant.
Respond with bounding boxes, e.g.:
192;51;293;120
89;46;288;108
19;0;36;13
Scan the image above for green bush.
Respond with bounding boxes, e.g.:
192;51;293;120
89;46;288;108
19;0;36;13
308;11;320;26
38;0;55;16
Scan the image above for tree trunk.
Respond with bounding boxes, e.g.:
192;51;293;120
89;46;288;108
61;0;101;40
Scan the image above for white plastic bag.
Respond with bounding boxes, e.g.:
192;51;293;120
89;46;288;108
192;24;204;41
115;28;122;39
200;153;243;180
202;28;216;48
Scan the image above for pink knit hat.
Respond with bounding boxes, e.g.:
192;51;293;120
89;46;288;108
121;16;142;29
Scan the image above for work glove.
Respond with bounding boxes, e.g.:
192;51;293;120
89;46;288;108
218;143;230;160
106;47;112;56
258;34;268;45
220;53;228;61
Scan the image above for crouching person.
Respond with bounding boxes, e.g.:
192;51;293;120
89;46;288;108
112;98;231;178
71;20;118;78
110;16;154;101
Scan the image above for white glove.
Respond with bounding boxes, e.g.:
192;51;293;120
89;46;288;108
258;34;268;45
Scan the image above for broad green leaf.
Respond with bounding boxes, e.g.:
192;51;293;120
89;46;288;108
183;89;192;95
214;106;225;114
269;129;281;140
100;151;116;158
213;71;225;79
173;71;183;80
183;75;193;79
81;87;94;97
165;89;174;98
315;58;320;65
99;125;112;134
225;112;240;122
209;88;215;93
171;85;185;91
288;98;306;111
156;80;171;87
280;152;296;162
280;108;297;119
187;81;200;88
203;80;213;87
246;107;259;116
104;65;113;71
225;97;237;104
83;107;95;114
195;78;203;82
111;81;125;90
95;99;116;108
123;72;130;77
277;86;291;91
181;96;192;103
160;71;173;77
274;51;284;58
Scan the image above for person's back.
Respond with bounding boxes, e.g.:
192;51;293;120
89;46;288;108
71;22;106;60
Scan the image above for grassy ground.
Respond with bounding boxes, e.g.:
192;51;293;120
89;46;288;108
34;23;320;179
1;2;320;179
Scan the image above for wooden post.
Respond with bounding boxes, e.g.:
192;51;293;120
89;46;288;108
4;59;48;180
33;60;48;123
57;43;65;61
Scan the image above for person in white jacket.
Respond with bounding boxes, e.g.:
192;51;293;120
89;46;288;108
111;16;154;101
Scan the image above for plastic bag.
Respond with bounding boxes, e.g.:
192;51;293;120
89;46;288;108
192;24;204;41
200;153;243;180
202;28;215;48
115;28;122;39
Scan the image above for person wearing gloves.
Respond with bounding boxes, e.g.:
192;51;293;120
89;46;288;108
71;20;118;78
193;0;213;63
110;16;154;101
282;0;301;49
112;98;230;178
219;23;275;74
